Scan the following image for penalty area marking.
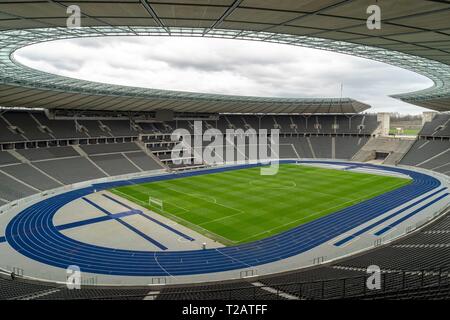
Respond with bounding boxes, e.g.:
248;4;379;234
112;189;190;213
165;187;243;214
111;189;236;245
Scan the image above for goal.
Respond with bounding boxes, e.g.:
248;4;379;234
148;197;164;211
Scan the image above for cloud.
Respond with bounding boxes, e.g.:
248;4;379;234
13;36;433;114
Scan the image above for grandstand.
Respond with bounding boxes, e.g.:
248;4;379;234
0;0;450;302
400;114;450;175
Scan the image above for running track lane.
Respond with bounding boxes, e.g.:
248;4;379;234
375;193;450;236
334;187;448;246
3;161;444;276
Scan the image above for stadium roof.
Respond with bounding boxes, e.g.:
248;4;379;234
0;0;449;114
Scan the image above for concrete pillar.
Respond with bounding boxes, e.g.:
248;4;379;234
377;113;391;136
422;112;437;125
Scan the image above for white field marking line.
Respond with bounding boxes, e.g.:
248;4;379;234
239;167;396;203
201;169;399;228
116;188;239;243
130;183;196;210
164;186;244;214
191;194;217;203
114;188;237;244
248;180;297;190
272;171;387;202
254;176;359;202
178;178;293;226
123;185;192;213
154;206;236;245
325;175;403;200
197;210;248;227
237;180;410;243
112;188;190;213
304;188;359;202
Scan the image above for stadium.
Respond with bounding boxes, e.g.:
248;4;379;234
0;0;449;302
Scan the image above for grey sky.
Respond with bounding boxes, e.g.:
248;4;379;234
15;36;433;114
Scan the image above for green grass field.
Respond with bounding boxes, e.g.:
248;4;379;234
110;164;411;245
389;128;420;136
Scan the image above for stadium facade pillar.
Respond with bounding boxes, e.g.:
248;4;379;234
422;112;437;125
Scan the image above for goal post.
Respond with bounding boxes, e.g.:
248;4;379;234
148;197;164;211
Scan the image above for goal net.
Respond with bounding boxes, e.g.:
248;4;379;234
148;197;164;211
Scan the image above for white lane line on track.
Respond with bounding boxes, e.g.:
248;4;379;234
154;251;175;279
214;248;252;268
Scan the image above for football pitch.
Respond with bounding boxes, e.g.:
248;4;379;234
110;164;411;245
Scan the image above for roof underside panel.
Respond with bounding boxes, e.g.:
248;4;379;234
0;85;368;114
0;0;449;112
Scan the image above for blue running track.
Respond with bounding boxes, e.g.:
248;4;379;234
2;161;444;276
375;193;449;236
334;187;448;246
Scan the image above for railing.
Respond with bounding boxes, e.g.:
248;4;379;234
36;265;450;300
0;135;139;151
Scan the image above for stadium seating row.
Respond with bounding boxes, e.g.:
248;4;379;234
420;114;450;137
400;113;450;175
0;111;378;144
0;143;163;201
